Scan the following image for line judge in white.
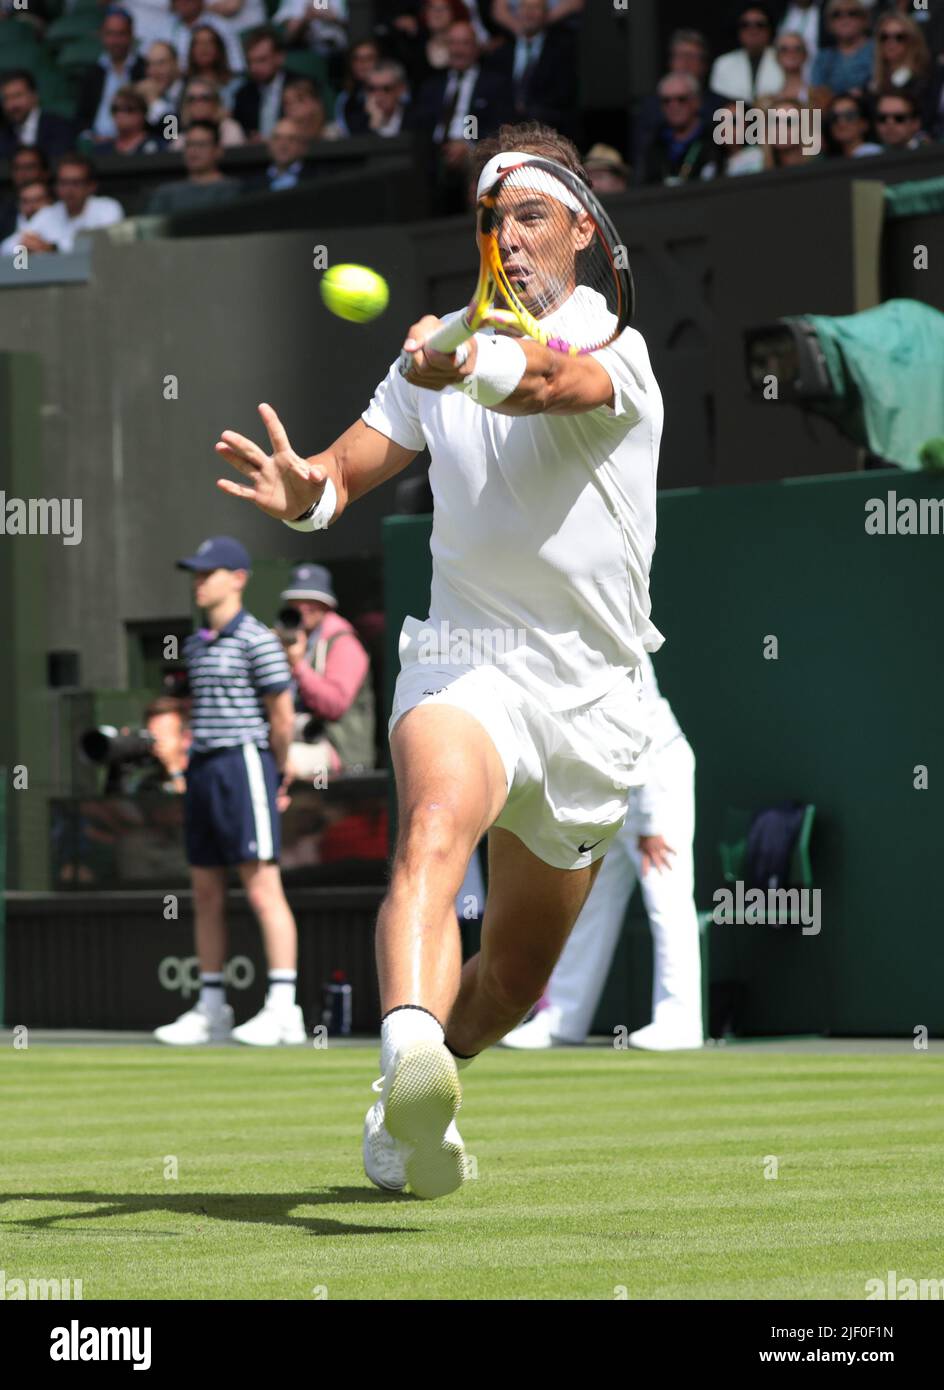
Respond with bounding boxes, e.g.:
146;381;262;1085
215;122;665;1200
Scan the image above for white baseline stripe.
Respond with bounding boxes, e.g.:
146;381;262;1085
242;743;274;861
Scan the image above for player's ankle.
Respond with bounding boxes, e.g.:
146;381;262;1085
444;1036;478;1068
380;1005;445;1072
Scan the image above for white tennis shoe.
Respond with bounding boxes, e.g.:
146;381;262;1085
364;1043;468;1199
153;1002;234;1045
627;1022;703;1051
231;1002;307;1046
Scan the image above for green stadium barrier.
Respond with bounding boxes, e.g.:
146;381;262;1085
45;14;103;47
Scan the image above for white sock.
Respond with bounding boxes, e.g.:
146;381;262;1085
199;974;225;1013
380;1006;444;1075
267;971;297;1010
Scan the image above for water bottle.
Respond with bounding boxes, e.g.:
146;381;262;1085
321;970;352;1036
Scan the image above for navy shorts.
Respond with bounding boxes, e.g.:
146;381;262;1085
184;744;281;867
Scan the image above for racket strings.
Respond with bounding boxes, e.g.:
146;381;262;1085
490;165;620;353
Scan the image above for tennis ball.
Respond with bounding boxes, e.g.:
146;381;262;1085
320;263;389;323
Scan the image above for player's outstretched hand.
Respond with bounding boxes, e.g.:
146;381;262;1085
215;403;321;520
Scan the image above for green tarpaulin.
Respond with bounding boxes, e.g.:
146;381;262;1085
794;299;944;471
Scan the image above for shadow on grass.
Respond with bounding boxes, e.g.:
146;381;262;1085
0;1187;421;1237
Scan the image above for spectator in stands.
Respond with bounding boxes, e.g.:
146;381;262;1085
147;119;239;211
874;88;929;150
0;146;50;241
0;70;76;162
869;12;931;101
710;6;785;101
583;142;629;194
824;91;882;155
1;179;55;256
490;0;584;34
333;38;381;136
243;118;310;191
272;0;349;82
409;19;512;147
282;76;338;141
387;0;466;85
811;0;875;95
634;30;726;175
94;86;164;154
204;0;268;41
925;54;944;141
490;0;578;136
362;59;411;137
77;7;148;143
777;1;826;74
640;74;718;186
774;31;830;105
762;97;816;167
233;27;290;140
172;79;247;145
167;0;245;77
277;564;376;781
137;39;186;129
12;153;124;253
185;23;240;109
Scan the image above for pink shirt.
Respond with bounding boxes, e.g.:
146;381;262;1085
292;610;369;723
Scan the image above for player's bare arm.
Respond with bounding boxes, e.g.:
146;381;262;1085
215;404;417;523
403;316;616;417
263;689;294;773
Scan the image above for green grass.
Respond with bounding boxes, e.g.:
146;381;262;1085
2;1046;943;1300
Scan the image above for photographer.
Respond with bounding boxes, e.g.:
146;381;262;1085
276;563;376;784
83;694;191;795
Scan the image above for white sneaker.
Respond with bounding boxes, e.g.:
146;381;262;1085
154;1002;234;1045
231;1002;307;1046
627;1021;703;1051
373;1042;468;1200
499;1011;555;1049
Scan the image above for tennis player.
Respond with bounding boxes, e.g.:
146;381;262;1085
215;122;665;1199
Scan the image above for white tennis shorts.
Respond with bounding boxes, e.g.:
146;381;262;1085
388;616;652;870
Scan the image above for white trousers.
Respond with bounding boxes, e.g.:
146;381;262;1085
548;737;703;1042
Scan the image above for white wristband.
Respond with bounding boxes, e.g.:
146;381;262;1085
455;334;527;407
282;476;337;532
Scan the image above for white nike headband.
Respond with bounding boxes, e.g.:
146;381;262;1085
476;150;585;216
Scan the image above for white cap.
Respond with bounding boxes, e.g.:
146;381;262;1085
476;150;584;216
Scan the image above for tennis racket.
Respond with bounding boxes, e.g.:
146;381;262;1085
398;154;634;377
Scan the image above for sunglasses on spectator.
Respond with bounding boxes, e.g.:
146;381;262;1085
832;7;864;17
111;104;139;113
829;108;860;121
879;31;908;43
876;111;913;123
739;17;770;28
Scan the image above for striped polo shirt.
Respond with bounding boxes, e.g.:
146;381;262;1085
183;609;291;753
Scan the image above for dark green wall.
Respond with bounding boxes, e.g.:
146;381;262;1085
382;469;944;1037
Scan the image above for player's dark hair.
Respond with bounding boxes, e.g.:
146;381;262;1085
0;68;37;93
472;121;591;190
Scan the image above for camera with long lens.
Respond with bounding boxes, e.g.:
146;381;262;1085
274;605;304;646
80;726;156;767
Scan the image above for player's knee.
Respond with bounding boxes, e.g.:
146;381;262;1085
395;800;469;872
